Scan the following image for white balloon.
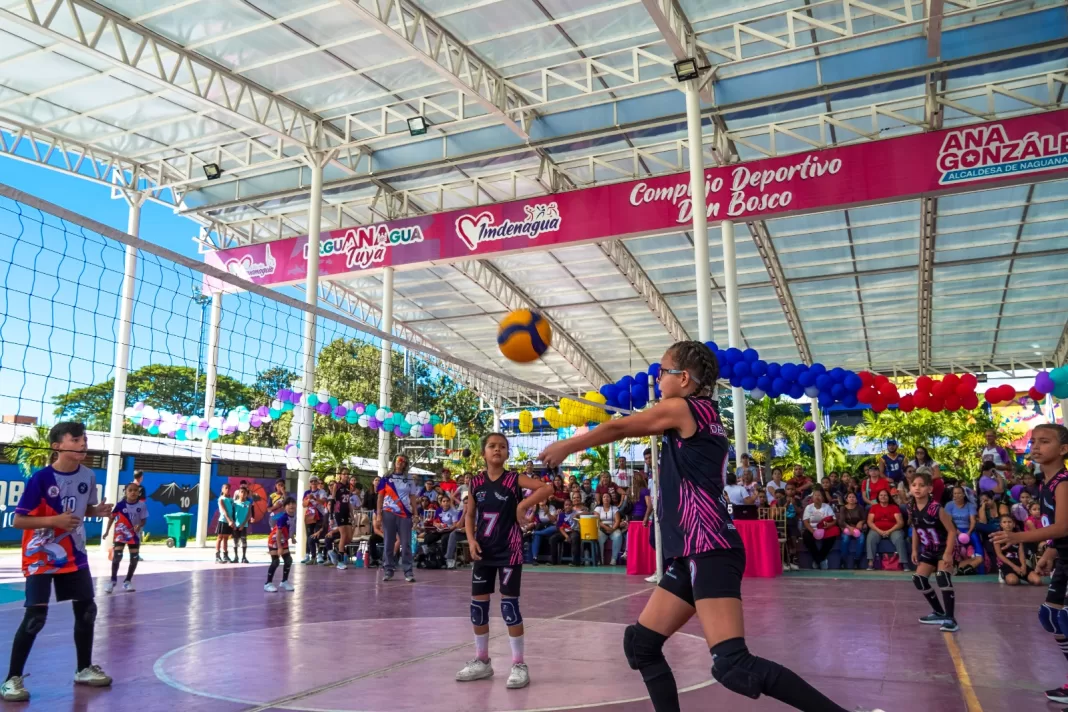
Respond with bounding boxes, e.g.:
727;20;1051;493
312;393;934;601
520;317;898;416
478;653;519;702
317;391;329;403
418;410;430;424
342;400;353;410
750;388;766;400
358;414;369;428
804;386;820;398
376;408;388;421
237;421;250;432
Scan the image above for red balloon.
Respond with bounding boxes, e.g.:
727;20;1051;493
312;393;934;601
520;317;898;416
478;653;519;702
984;387;999;403
899;395;915;413
955;381;973;398
960;373;978;389
914;390;930;408
927;396;945;413
999;384;1017;401
858;385;877;404
870;398;887;413
943;373;959;389
878;381;896;397
874;375;890;388
885;389;900;405
1029;386;1044;401
944;394;961;411
858;371;874;388
931;380;949;399
961;392;979;410
915;375;933;393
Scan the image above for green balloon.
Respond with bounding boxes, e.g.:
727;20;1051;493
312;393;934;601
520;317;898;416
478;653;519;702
281;401;294;412
207;429;219;440
367;403;378;415
147;425;159;435
1053;366;1068;385
329;396;339;407
269;408;281;419
306;394;319;407
1054;381;1068;399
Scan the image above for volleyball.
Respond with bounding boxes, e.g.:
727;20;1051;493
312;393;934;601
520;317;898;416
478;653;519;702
497;309;552;363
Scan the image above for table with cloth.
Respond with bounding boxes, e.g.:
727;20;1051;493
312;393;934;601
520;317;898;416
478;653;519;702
626;518;782;578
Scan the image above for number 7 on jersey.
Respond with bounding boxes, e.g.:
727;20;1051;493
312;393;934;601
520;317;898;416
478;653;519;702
481;512;499;537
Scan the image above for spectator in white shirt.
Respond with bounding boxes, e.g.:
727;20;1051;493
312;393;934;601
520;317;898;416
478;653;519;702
765;467;785;504
593;492;624;565
737;452;761;485
724;472;755;505
802;488;838;570
613;456;630;488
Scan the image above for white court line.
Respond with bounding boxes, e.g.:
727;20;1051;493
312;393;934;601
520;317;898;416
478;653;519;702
153;588;717;712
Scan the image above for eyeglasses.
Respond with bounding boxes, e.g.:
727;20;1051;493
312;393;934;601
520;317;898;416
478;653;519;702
657;368;686;382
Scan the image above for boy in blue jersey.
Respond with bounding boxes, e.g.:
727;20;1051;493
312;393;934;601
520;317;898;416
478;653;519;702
1;422;114;702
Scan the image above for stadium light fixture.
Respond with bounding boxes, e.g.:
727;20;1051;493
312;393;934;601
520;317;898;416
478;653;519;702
673;58;701;82
203;163;223;180
407;116;429;136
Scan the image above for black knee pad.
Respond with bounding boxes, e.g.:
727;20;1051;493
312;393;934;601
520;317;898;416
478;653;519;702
623;623;671;682
912;574;931;591
21;607;47;636
282;553;293;565
936;571;953;589
112;550;123;561
710;637;781;700
72;600;97;626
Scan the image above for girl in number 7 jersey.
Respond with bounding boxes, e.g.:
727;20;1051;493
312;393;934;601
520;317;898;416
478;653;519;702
455;433;552;690
539;342;881;712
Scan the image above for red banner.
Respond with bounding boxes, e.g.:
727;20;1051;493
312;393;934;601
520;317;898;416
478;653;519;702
206;110;1068;286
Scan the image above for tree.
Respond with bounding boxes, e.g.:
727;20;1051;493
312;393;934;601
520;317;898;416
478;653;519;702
3;425;52;479
313;432;359;478
243;366;299;448
579;444;611;480
742;397;806;465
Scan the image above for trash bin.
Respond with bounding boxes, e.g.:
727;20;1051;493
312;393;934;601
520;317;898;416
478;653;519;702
163;512;193;548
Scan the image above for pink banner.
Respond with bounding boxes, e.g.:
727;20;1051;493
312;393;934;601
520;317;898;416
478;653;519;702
207;110;1068;286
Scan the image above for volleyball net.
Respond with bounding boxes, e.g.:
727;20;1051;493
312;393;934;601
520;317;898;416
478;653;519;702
0;182;629;476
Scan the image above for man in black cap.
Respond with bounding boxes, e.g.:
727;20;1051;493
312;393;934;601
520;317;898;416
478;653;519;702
878;439;906;487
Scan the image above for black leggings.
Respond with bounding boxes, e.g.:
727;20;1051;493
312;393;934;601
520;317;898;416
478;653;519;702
306;523;320;557
802;531;837;564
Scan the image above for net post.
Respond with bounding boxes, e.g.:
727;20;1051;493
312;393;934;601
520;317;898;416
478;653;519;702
377;266;395;477
811;396;825;483
297;151;325;557
648;380;663;582
685;80;714;344
195;291;223;547
101;191;143;549
721;220;748;459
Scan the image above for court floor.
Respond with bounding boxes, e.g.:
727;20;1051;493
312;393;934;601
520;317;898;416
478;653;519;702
0;552;1055;712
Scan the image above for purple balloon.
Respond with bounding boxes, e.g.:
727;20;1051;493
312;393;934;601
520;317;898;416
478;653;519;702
334;405;347;418
355;402;365;414
315;402;331;415
1036;371;1055;394
394;426;404;437
368;419;379;430
249;415;262;428
803;420;816;432
278;388;292;402
422;423;434;437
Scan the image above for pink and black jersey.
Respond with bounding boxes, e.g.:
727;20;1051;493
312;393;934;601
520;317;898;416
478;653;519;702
909;498;948;554
470;471;524;567
657;396;742;559
112;499;148;545
16;464;98;576
1041;467;1068;556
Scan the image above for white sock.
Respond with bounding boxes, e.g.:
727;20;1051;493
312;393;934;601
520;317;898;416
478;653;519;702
509;634;524;664
475;633;489;662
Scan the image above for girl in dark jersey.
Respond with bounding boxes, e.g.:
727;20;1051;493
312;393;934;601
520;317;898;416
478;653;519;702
992;423;1068;705
455;433;551;691
540;342;877;712
906;470;959;632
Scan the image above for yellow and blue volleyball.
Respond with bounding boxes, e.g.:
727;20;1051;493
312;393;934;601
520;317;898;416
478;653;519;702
497;309;552;363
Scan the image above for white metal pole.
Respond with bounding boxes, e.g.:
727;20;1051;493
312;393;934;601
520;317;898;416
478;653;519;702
194;292;222;547
685;82;714;343
377;266;395;477
101;194;142;548
811;396;825;483
648;380;663;582
297;153;325;557
721;220;748;459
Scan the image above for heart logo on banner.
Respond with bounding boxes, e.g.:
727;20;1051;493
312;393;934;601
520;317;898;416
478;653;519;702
455;212;493;251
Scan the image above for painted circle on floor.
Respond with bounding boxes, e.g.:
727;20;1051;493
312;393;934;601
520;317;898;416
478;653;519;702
154;617;715;711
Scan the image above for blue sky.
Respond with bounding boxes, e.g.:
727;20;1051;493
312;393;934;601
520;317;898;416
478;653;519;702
0;158;337;424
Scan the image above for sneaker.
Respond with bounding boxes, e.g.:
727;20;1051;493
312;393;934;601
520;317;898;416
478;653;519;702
446;560;456;569
853;708;887;712
918;612;948;625
1044;686;1068;703
506;663;529;689
645;574;658;583
788;563;800;571
123;581;135;593
405;574;416;583
241;557;249;564
215;553;223;563
939;619;960;633
264;582;278;593
73;664;112;687
336;563;348;571
103;580;114;594
1;675;29;701
819;560;829;570
279;581;295;592
455;658;494;682
301;556;312;565
383;572;394;582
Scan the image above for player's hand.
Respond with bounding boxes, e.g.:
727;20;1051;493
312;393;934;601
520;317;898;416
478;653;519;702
373;522;383;536
469;539;482;561
516;503;532;523
538;442;571;469
911;551;919;566
990;530;1017;547
1037;555;1055;576
52;511;82;531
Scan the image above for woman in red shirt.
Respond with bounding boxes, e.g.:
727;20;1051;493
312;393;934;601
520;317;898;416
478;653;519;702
861;465;892;507
865;489;909;570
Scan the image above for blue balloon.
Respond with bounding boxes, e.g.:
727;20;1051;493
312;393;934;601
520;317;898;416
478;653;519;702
635;372;649;385
729;375;743;388
767;388;782;399
756;376;772;392
742;348;759;363
599;384;614;399
843;393;859;408
713;351;727;368
733;361;750;378
741;376;757;391
788;383;805;399
766;362;781;379
809;363;826;376
649;363;661;379
654;384;662;400
780;363;799;382
831;383;846;400
815;374;832;391
632;390;648;409
771;377;787;394
617;388;632;409
620;375;634;388
705;341;719;353
829;367;845;383
798;370;815;388
751;360;768;377
725;347;743;364
817;392;834;408
843;373;862;391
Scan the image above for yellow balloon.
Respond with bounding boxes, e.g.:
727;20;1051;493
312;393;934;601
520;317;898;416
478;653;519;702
433;423;443;435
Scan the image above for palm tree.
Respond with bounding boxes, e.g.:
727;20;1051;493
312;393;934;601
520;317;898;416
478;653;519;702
3;425;52;479
744;397;805;466
312;432;358;478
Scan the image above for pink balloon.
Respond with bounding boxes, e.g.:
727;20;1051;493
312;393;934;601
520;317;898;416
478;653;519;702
958;533;969;544
813;528;825;540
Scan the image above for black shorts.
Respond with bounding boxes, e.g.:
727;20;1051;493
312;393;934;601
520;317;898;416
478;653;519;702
231;527;247;539
916;545;947;567
216;521;233;536
24;568;94;607
335;511;352;527
472;561;522;597
999;562;1024;579
658;548;746;605
1047;557;1068;605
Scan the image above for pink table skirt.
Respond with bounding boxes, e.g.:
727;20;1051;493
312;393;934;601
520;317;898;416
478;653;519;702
626;521;656;576
735;519;783;578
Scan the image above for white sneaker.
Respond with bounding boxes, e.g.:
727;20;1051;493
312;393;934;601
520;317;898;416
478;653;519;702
279;581;295;592
455;658;494;682
446;559;456;569
264;582;278;592
644;574;658;583
0;675;29;701
789;563;800;571
73;664;112;687
506;663;529;689
123;581;135;593
336;563;348;570
103;580;114;594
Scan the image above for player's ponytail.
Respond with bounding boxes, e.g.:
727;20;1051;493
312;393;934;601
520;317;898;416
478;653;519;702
666;341;719;398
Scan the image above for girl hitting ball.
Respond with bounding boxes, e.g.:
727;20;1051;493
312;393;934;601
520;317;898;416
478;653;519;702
539;341;880;712
455;433;551;690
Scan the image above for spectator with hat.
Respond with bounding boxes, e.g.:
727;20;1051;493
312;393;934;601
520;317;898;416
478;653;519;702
879;439;907;486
